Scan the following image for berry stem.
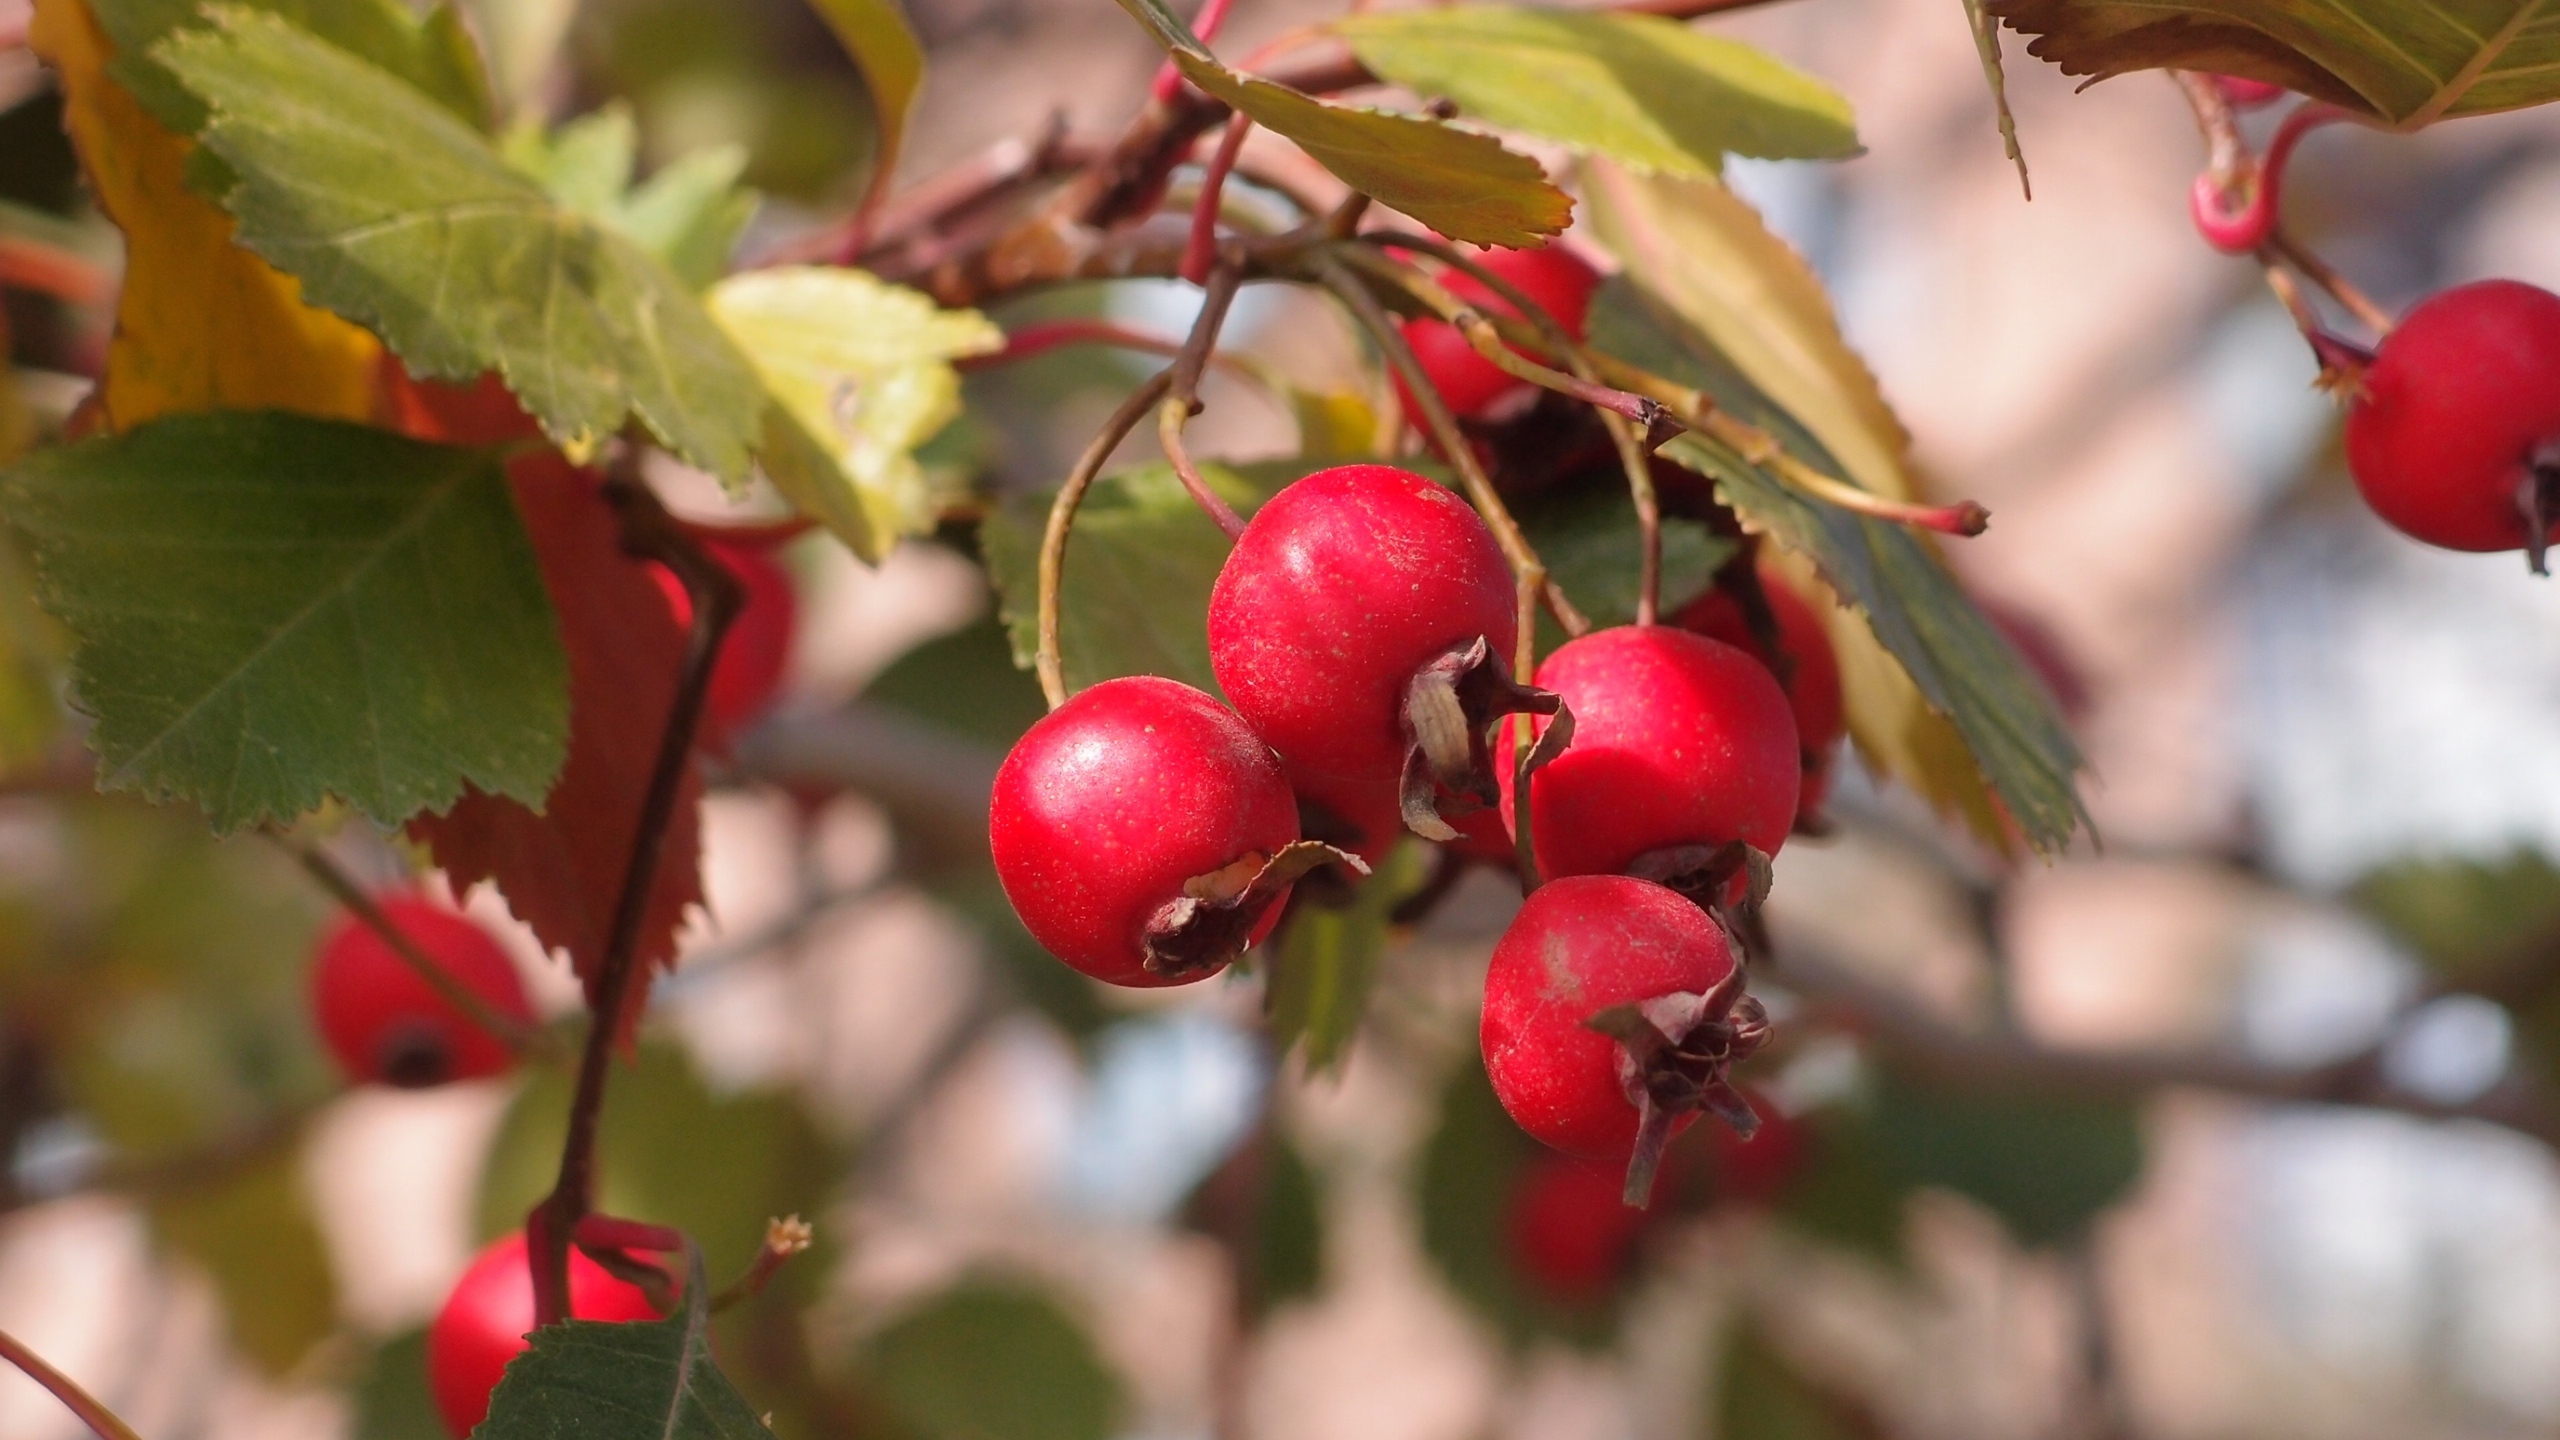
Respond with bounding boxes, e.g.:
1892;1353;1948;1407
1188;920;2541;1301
1157;260;1253;540
710;1216;816;1313
0;234;111;308
2267;228;2396;337
1509;574;1546;893
0;1328;148;1440
527;459;745;1329
1307;249;1590;636
273;836;554;1059
1182;113;1254;286
1036;369;1179;708
1757;450;1991;535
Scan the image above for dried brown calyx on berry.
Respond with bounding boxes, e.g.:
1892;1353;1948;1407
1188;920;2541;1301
1142;840;1366;980
1397;635;1569;842
1584;965;1773;1207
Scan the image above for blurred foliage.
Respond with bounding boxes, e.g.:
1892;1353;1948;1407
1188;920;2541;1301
1715;1322;1863;1439
854;1281;1125;1440
354;1328;449;1440
1266;840;1431;1072
2353;848;2560;979
148;1147;335;1375
587;0;877;201
1181;1126;1325;1319
477;1039;840;1287
1416;1059;1623;1347
863;610;1048;754
933;874;1111;1040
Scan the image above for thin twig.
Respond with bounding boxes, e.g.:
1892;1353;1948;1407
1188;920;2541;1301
1308;249;1587;636
0;236;111;308
527;463;744;1328
1158;261;1252;540
1037;370;1178;707
272;835;555;1058
2268;228;2396;336
0;1329;146;1440
1183;113;1255;286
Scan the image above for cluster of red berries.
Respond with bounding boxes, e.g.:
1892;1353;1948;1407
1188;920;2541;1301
994;246;1847;1203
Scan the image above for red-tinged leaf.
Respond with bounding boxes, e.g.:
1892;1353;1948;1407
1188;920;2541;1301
407;454;705;1029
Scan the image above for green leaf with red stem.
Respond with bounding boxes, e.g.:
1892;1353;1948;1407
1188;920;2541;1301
1106;0;1571;245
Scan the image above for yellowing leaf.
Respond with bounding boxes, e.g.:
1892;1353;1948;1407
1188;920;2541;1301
1584;161;1912;502
1985;0;2560;126
1110;0;1570;246
807;0;926;219
30;0;379;430
1335;7;1859;177
708;266;1001;560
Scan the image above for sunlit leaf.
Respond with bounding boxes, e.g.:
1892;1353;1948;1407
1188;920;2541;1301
708;267;1002;560
1336;7;1857;178
88;0;492;133
1984;0;2560;125
856;1283;1124;1440
502;105;756;290
154;7;766;477
4;412;567;831
30;0;382;432
459;0;580;117
1109;0;1570;245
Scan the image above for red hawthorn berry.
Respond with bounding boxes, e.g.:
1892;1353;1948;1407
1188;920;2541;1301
427;1231;659;1438
2344;278;2560;571
1481;876;1767;1198
1498;626;1798;897
309;898;534;1088
1676;567;1845;826
1209;465;1541;835
991;676;1312;986
1504;1152;1650;1306
653;540;799;741
1397;245;1603;422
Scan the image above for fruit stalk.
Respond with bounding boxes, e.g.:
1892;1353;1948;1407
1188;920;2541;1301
0;1328;147;1440
526;464;745;1328
1038;369;1179;707
1308;249;1589;635
1159;260;1253;540
1182;113;1255;286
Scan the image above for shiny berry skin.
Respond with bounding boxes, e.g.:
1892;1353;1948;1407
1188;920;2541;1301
653;541;799;740
1398;246;1603;421
1481;875;1740;1159
309;898;534;1088
1504;1153;1648;1306
1498;626;1798;882
2345;279;2560;555
1209;465;1516;799
426;1231;659;1438
1677;570;1844;823
991;676;1299;986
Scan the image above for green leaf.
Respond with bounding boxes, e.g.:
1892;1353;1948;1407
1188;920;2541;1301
502;106;757;290
2352;848;2560;980
481;1252;776;1440
354;1330;449;1440
857;1282;1124;1440
1588;274;2087;854
1517;481;1736;642
1659;429;2089;852
3;411;567;831
806;0;926;214
1983;0;2560;125
1415;1060;1620;1347
155;7;767;478
1267;840;1429;1072
1107;0;1570;246
0;532;63;773
1868;1075;2142;1246
477;1041;839;1285
864;613;1050;753
1335;6;1857;178
93;0;492;135
150;1149;337;1376
708;267;1003;561
980;461;1272;696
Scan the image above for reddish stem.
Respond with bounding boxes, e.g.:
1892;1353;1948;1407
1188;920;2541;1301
575;1214;688;1254
1182;113;1253;286
0;1329;146;1440
0;236;112;307
2190;102;2349;256
1150;0;1238;104
964;319;1190;371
